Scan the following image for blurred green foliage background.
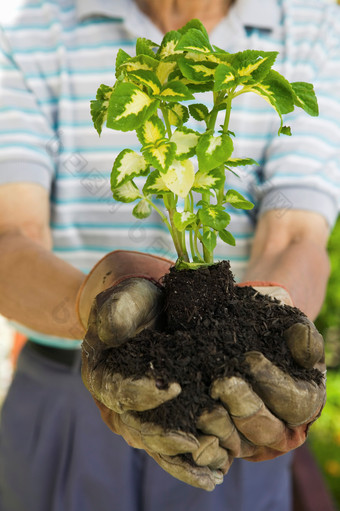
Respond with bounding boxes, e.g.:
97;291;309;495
310;217;340;507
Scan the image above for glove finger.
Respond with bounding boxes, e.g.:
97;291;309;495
192;435;230;471
211;376;286;448
244;351;326;426
96;368;181;413
96;278;164;346
140;423;200;455
150;453;224;491
197;406;242;457
285;321;325;370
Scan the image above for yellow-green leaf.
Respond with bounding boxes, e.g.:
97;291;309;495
133;199;152;219
166;103;189;127
143;170;170;195
112;181;140;203
111;149;149;187
143;140;176;173
162;159;195;198
170;127;198;160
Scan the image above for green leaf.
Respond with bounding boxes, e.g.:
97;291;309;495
178;19;209;41
176;28;213;53
127;69;161;95
90;84;114;135
165;103;189;127
170;127;199;160
143;170;170;195
224;189;254;210
178;56;216;82
173;211;197;231
136;38;159;58
133;199;152;219
196;132;234;172
112;181;140;203
192;168;224;193
107;82;158;132
136;115;166;146
162;159;195;198
279;125;292;136
142;140;176;173
219;229;236;246
157;80;194;102
189;103;209;122
202;230;217;252
111;149;149;187
214;63;238;91
115;49;131;74
199;204;230;231
226;158;259;167
291;82;319;117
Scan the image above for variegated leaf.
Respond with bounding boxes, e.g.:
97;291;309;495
90;84;114;135
112;181;140;203
162;159;195;198
115;49;131;76
143;170;170;195
142;140;176;173
178;57;216;83
128;70;161;95
214;63;238;91
118;54;158;73
133;199;152;219
170;127;199;160
136;116;166;146
166;103;189;127
189;103;209;122
156;61;177;85
111;149;149;188
198;204;230;231
107;82;158;131
196;132;234;172
224;189;254;210
157;30;182;59
157;80;194;102
173;211;197;232
231;50;278;84
192;168;224;193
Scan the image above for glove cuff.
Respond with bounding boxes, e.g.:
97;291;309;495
237;281;294;307
76;250;173;329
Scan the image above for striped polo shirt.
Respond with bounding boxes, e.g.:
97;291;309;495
1;0;340;347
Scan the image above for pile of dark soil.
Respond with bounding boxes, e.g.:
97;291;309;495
105;261;322;434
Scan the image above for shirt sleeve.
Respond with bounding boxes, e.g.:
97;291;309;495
0;26;56;190
257;3;340;228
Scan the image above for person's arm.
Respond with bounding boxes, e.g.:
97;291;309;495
0;182;86;339
242;209;330;320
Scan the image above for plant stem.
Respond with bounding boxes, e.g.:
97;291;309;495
161;105;172;138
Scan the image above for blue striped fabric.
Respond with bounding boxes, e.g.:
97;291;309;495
1;0;340;347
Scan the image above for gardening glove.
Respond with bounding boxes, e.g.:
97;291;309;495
78;250;226;491
202;281;326;462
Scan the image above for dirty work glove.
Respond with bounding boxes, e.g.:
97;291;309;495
201;281;326;462
77;250;226;491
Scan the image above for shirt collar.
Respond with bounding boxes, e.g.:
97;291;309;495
76;0;280;32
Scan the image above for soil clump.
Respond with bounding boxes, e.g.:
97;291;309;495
105;261;322;434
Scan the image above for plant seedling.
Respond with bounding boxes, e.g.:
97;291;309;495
91;19;318;268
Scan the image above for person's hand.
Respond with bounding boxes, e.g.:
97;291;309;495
201;283;326;462
78;251;229;491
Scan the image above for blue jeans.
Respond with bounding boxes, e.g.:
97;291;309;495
0;342;293;511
